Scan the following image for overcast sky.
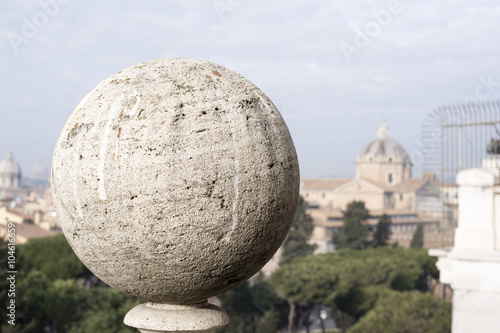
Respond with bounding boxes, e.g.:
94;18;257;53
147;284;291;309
1;0;500;179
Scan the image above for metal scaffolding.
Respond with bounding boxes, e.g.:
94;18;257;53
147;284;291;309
421;100;500;234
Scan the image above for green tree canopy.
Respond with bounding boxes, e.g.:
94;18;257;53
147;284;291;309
3;270;51;333
216;278;287;333
271;247;440;332
347;289;451;333
271;254;339;332
0;239;11;329
18;234;91;280
250;273;287;333
45;279;89;333
372;214;392;248
410;224;424;249
0;235;142;333
68;287;141;333
2;272;90;333
216;281;261;333
280;195;317;265
334;200;370;250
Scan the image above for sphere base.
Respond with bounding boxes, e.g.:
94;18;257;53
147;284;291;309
124;301;229;333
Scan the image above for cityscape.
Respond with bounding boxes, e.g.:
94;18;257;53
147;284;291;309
2;1;500;333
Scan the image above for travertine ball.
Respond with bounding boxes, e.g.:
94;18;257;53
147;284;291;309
51;58;299;303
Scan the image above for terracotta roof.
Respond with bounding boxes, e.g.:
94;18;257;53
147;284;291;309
302;177;434;194
300;178;352;191
392;179;428;192
0;222;60;240
308;208;439;227
5;208;32;219
359;178;394;191
438;183;458;188
367;209;418;215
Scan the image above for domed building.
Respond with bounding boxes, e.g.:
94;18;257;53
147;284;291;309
355;123;411;186
300;123;444;250
0;151;22;189
31;159;49;185
0;152;60;241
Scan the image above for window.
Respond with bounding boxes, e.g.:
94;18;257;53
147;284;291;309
388;173;393;184
389;157;392;162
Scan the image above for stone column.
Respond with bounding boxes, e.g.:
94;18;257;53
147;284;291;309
429;156;500;333
51;58;300;332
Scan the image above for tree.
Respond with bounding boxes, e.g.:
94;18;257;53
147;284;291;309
271;256;337;333
410;224;424;249
216;273;288;333
347;290;451;333
1;234;143;333
334;201;370;250
0;238;12;329
45;279;89;333
3;270;51;333
255;310;279;333
68;287;141;333
18;234;91;280
271;247;440;333
280;196;317;265
250;273;288;332
216;281;260;333
372;214;392;248
330;250;425;330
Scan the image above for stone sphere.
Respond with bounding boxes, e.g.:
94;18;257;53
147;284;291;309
51;58;300;303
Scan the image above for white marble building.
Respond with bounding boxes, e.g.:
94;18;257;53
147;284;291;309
430;156;500;333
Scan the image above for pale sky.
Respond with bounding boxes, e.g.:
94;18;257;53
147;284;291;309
1;0;500;179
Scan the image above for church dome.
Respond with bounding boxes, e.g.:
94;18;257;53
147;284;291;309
0;151;22;188
31;159;48;181
359;123;409;161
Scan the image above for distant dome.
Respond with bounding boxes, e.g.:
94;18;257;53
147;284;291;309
356;123;412;185
359;123;409;161
31;159;48;181
0;151;22;188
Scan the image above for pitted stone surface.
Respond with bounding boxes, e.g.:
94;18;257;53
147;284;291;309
52;58;300;303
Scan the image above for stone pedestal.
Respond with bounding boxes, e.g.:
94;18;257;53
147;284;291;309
124;302;229;333
430;157;500;333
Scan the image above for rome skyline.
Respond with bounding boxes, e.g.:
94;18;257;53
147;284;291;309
2;1;500;178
